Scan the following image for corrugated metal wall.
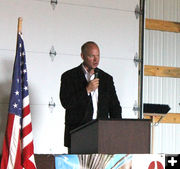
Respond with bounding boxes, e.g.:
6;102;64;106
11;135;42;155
144;0;180;153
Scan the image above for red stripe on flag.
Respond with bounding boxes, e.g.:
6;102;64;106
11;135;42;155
22;123;32;138
22;141;36;169
23;105;30;117
23;159;36;169
0;114;15;169
22;141;34;160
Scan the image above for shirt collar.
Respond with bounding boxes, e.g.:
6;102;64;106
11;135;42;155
81;64;88;75
81;64;95;81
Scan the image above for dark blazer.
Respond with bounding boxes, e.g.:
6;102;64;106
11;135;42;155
60;64;122;147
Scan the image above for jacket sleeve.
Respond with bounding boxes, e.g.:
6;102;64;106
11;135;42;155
60;73;90;110
108;76;122;118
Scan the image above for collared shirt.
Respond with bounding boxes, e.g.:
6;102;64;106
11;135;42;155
82;65;98;119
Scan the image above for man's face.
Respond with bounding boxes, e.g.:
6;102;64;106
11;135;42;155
81;45;100;71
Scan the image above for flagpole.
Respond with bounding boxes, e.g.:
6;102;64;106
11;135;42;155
18;17;23;33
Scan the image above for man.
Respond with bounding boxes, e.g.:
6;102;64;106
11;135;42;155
60;41;122;151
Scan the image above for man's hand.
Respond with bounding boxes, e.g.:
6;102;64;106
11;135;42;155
86;78;99;94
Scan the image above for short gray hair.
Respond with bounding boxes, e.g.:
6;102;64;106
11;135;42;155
81;41;99;56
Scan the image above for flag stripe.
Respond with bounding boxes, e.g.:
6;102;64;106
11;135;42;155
23;105;30;118
13;136;22;169
29;155;36;165
22;143;36;169
0;114;14;168
22;142;34;159
22;113;31;129
22;123;32;138
23;132;33;148
7;115;21;169
23;95;29;109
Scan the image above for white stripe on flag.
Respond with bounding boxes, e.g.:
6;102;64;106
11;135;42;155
23;95;29;108
23;131;33;148
29;154;37;167
22;113;31;128
7;115;21;169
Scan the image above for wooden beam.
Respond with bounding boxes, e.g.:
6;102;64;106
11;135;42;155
145;18;180;33
144;113;180;124
144;65;180;78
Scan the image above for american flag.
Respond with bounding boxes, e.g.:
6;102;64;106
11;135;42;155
0;33;36;169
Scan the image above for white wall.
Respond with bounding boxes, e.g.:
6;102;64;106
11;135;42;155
144;0;180;154
0;0;139;154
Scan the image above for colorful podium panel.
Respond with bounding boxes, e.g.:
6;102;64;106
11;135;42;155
55;154;165;169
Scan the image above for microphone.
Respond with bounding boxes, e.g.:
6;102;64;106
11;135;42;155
94;69;99;79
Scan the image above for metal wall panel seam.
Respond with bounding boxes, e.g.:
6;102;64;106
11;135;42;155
0;50;135;61
22;0;137;13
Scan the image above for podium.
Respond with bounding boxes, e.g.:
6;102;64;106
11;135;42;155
71;119;151;154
